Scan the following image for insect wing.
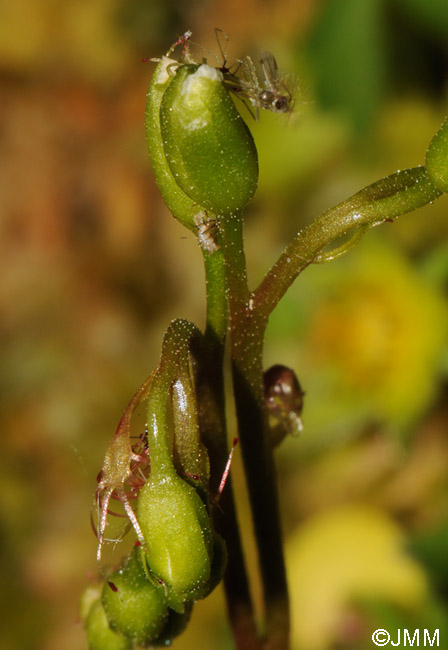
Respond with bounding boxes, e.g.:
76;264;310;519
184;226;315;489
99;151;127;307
259;51;280;90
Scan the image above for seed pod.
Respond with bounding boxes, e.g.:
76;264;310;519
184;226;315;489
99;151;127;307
85;599;133;650
101;546;168;646
426;116;448;192
160;63;258;215
137;470;213;609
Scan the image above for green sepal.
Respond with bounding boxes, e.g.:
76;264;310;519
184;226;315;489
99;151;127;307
85;599;133;650
426;115;448;192
160;63;258;216
101;546;168;646
170;350;210;499
145;57;200;230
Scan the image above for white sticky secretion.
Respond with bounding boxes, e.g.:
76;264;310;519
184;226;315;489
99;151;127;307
196;64;223;81
181;64;223;96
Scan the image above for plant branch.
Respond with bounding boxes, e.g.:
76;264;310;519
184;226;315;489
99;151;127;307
219;212;290;650
197;239;260;650
252;166;442;318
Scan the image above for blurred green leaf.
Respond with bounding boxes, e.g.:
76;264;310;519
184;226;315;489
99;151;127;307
306;0;387;130
410;519;448;592
397;0;448;41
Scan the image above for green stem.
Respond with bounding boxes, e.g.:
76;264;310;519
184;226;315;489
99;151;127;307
219;212;290;650
198;241;261;650
253;166;442;319
203;245;228;345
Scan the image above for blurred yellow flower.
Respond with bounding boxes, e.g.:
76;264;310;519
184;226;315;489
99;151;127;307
308;242;448;427
287;505;428;650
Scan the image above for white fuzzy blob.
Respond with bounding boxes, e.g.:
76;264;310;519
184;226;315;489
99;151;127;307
181;64;223;96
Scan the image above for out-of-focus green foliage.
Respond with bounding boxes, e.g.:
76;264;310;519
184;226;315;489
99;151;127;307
410;518;448;593
1;0;447;648
306;0;387;131
305;0;448;131
397;0;448;41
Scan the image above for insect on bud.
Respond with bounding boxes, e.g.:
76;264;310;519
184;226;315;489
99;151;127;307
160;63;259;216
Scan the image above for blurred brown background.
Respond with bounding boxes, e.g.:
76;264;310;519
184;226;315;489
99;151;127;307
1;0;448;648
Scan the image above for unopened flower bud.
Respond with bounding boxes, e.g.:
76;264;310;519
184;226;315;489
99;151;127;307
160;63;258;216
101;546;168;646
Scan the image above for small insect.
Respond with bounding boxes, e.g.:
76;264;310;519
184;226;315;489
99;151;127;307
194;211;219;254
263;364;305;446
258;51;294;113
150;28;294;121
220;47;294;120
92;372;155;572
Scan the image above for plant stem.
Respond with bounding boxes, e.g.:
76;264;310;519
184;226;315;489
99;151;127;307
219;213;290;650
199;241;260;650
203;244;228;346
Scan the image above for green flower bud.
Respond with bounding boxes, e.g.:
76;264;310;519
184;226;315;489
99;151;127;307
137;469;213;607
136;319;216;608
426;116;448;192
160;63;258;216
85;599;133;650
101;546;168;646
